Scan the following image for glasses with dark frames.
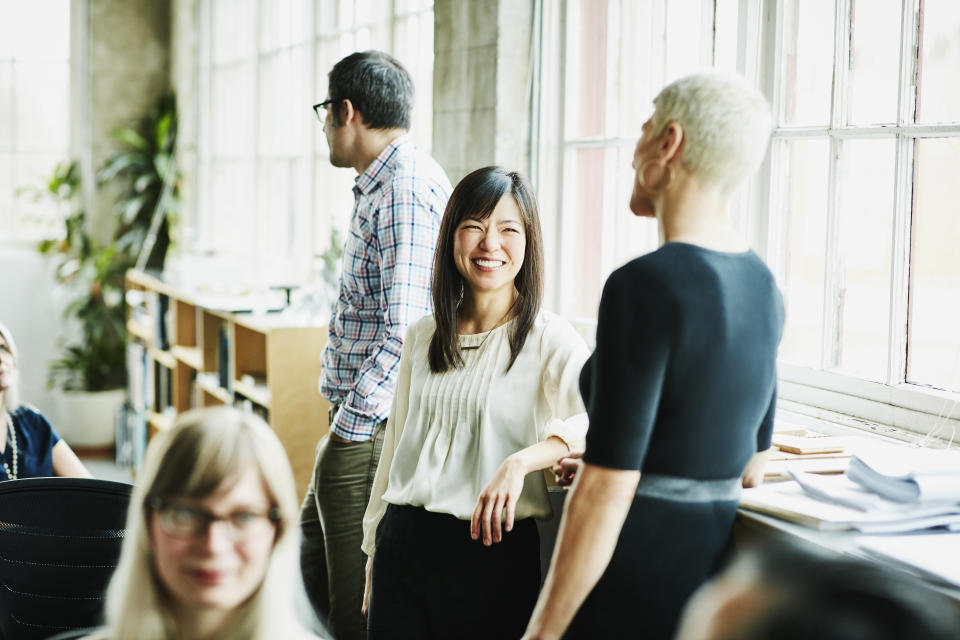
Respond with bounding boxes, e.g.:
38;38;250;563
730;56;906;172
312;98;340;122
147;496;279;540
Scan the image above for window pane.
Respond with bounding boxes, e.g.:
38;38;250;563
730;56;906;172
563;147;607;319
917;0;960;124
847;0;900;125
713;0;740;73
565;0;608;139
0;61;12;146
15;62;69;150
616;0;656;140
4;0;70;60
778;138;830;368
831;139;895;381
664;0;708;82
908;137;960;392
780;0;834;126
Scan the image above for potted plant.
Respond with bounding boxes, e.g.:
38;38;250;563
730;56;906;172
29;93;180;449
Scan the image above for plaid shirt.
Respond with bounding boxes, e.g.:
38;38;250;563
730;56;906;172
320;135;451;440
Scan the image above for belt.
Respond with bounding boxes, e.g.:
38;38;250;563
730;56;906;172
635;473;742;503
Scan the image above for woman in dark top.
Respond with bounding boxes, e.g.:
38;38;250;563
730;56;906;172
0;322;90;480
523;72;783;640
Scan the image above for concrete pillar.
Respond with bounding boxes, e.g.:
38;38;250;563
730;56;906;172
432;0;534;184
73;0;171;241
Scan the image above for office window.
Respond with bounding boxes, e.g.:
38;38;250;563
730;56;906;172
534;0;718;323
766;0;960;435
536;0;960;438
194;0;434;281
0;0;71;243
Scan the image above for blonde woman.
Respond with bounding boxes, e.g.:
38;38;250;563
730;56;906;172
0;322;90;480
90;407;324;640
524;72;783;639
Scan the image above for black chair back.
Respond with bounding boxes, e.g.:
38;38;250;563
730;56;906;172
0;477;132;640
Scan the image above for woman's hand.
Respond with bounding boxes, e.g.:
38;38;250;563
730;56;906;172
471;455;528;545
553;452;583;487
361;555;373;617
741;448;772;488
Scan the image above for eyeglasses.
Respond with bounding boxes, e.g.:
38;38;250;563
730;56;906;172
148;497;279;540
312;98;340;122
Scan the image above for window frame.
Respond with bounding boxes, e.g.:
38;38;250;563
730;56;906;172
192;0;434;277
0;0;72;246
531;0;960;443
763;0;960;441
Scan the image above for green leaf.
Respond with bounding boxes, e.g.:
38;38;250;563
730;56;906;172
112;127;149;150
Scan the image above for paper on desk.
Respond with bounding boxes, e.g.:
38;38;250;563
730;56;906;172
846;441;960;504
740;480;960;532
857;533;960;588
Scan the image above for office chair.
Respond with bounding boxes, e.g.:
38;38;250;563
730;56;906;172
0;477;132;640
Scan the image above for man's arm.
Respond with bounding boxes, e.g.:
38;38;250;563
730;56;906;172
522;462;641;640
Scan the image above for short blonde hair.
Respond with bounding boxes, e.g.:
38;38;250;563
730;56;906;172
650;71;773;194
103;407;319;639
0;322;20;412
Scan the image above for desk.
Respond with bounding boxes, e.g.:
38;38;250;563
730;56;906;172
735;508;960;603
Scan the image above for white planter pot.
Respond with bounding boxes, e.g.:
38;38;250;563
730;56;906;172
55;388;125;448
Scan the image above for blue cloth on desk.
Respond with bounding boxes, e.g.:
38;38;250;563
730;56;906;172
1;406;61;480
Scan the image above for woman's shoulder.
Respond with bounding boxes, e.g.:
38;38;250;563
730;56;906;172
405;313;436;342
534;310;588;353
11;404;52;428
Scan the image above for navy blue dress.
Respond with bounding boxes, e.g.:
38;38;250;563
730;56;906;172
568;243;784;639
1;406;61;481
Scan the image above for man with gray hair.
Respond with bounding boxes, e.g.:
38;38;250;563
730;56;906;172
302;50;451;640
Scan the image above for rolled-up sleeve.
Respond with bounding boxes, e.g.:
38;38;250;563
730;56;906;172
540;318;590;451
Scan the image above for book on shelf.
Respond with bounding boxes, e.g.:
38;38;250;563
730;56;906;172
218;326;231;392
739;478;960;533
846;442;960;504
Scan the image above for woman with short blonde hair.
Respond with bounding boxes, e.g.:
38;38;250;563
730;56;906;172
524;72;783;639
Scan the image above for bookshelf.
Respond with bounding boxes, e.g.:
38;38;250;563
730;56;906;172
124;269;329;498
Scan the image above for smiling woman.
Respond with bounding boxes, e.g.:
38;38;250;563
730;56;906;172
89;407;325;640
360;167;589;640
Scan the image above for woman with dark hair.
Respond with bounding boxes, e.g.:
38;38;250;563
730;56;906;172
360;166;589;639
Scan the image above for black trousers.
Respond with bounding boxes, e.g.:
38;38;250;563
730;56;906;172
368;504;541;640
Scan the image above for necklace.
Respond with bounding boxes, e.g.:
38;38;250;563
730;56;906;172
460;297;517;352
1;412;17;480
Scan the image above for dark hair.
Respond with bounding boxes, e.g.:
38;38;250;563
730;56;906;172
724;541;960;640
428;167;544;373
327;50;413;129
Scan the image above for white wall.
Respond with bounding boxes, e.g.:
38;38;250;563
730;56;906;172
0;248;70;426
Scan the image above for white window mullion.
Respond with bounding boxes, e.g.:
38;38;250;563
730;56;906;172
251;0;263;266
308;0;318;265
557;0;573;317
820;0;849;371
598;0;619;278
887;0;921;387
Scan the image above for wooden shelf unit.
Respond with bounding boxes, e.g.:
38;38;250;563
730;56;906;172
125;269;330;498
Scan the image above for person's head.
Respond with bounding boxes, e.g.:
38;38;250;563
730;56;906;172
429;166;544;373
105;407;314;639
676;541;960;640
0;322;20;412
630;71;772;217
319;50;414;168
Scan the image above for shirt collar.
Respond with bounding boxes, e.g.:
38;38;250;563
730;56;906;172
354;134;411;196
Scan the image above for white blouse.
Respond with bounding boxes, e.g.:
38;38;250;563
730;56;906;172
361;309;589;556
